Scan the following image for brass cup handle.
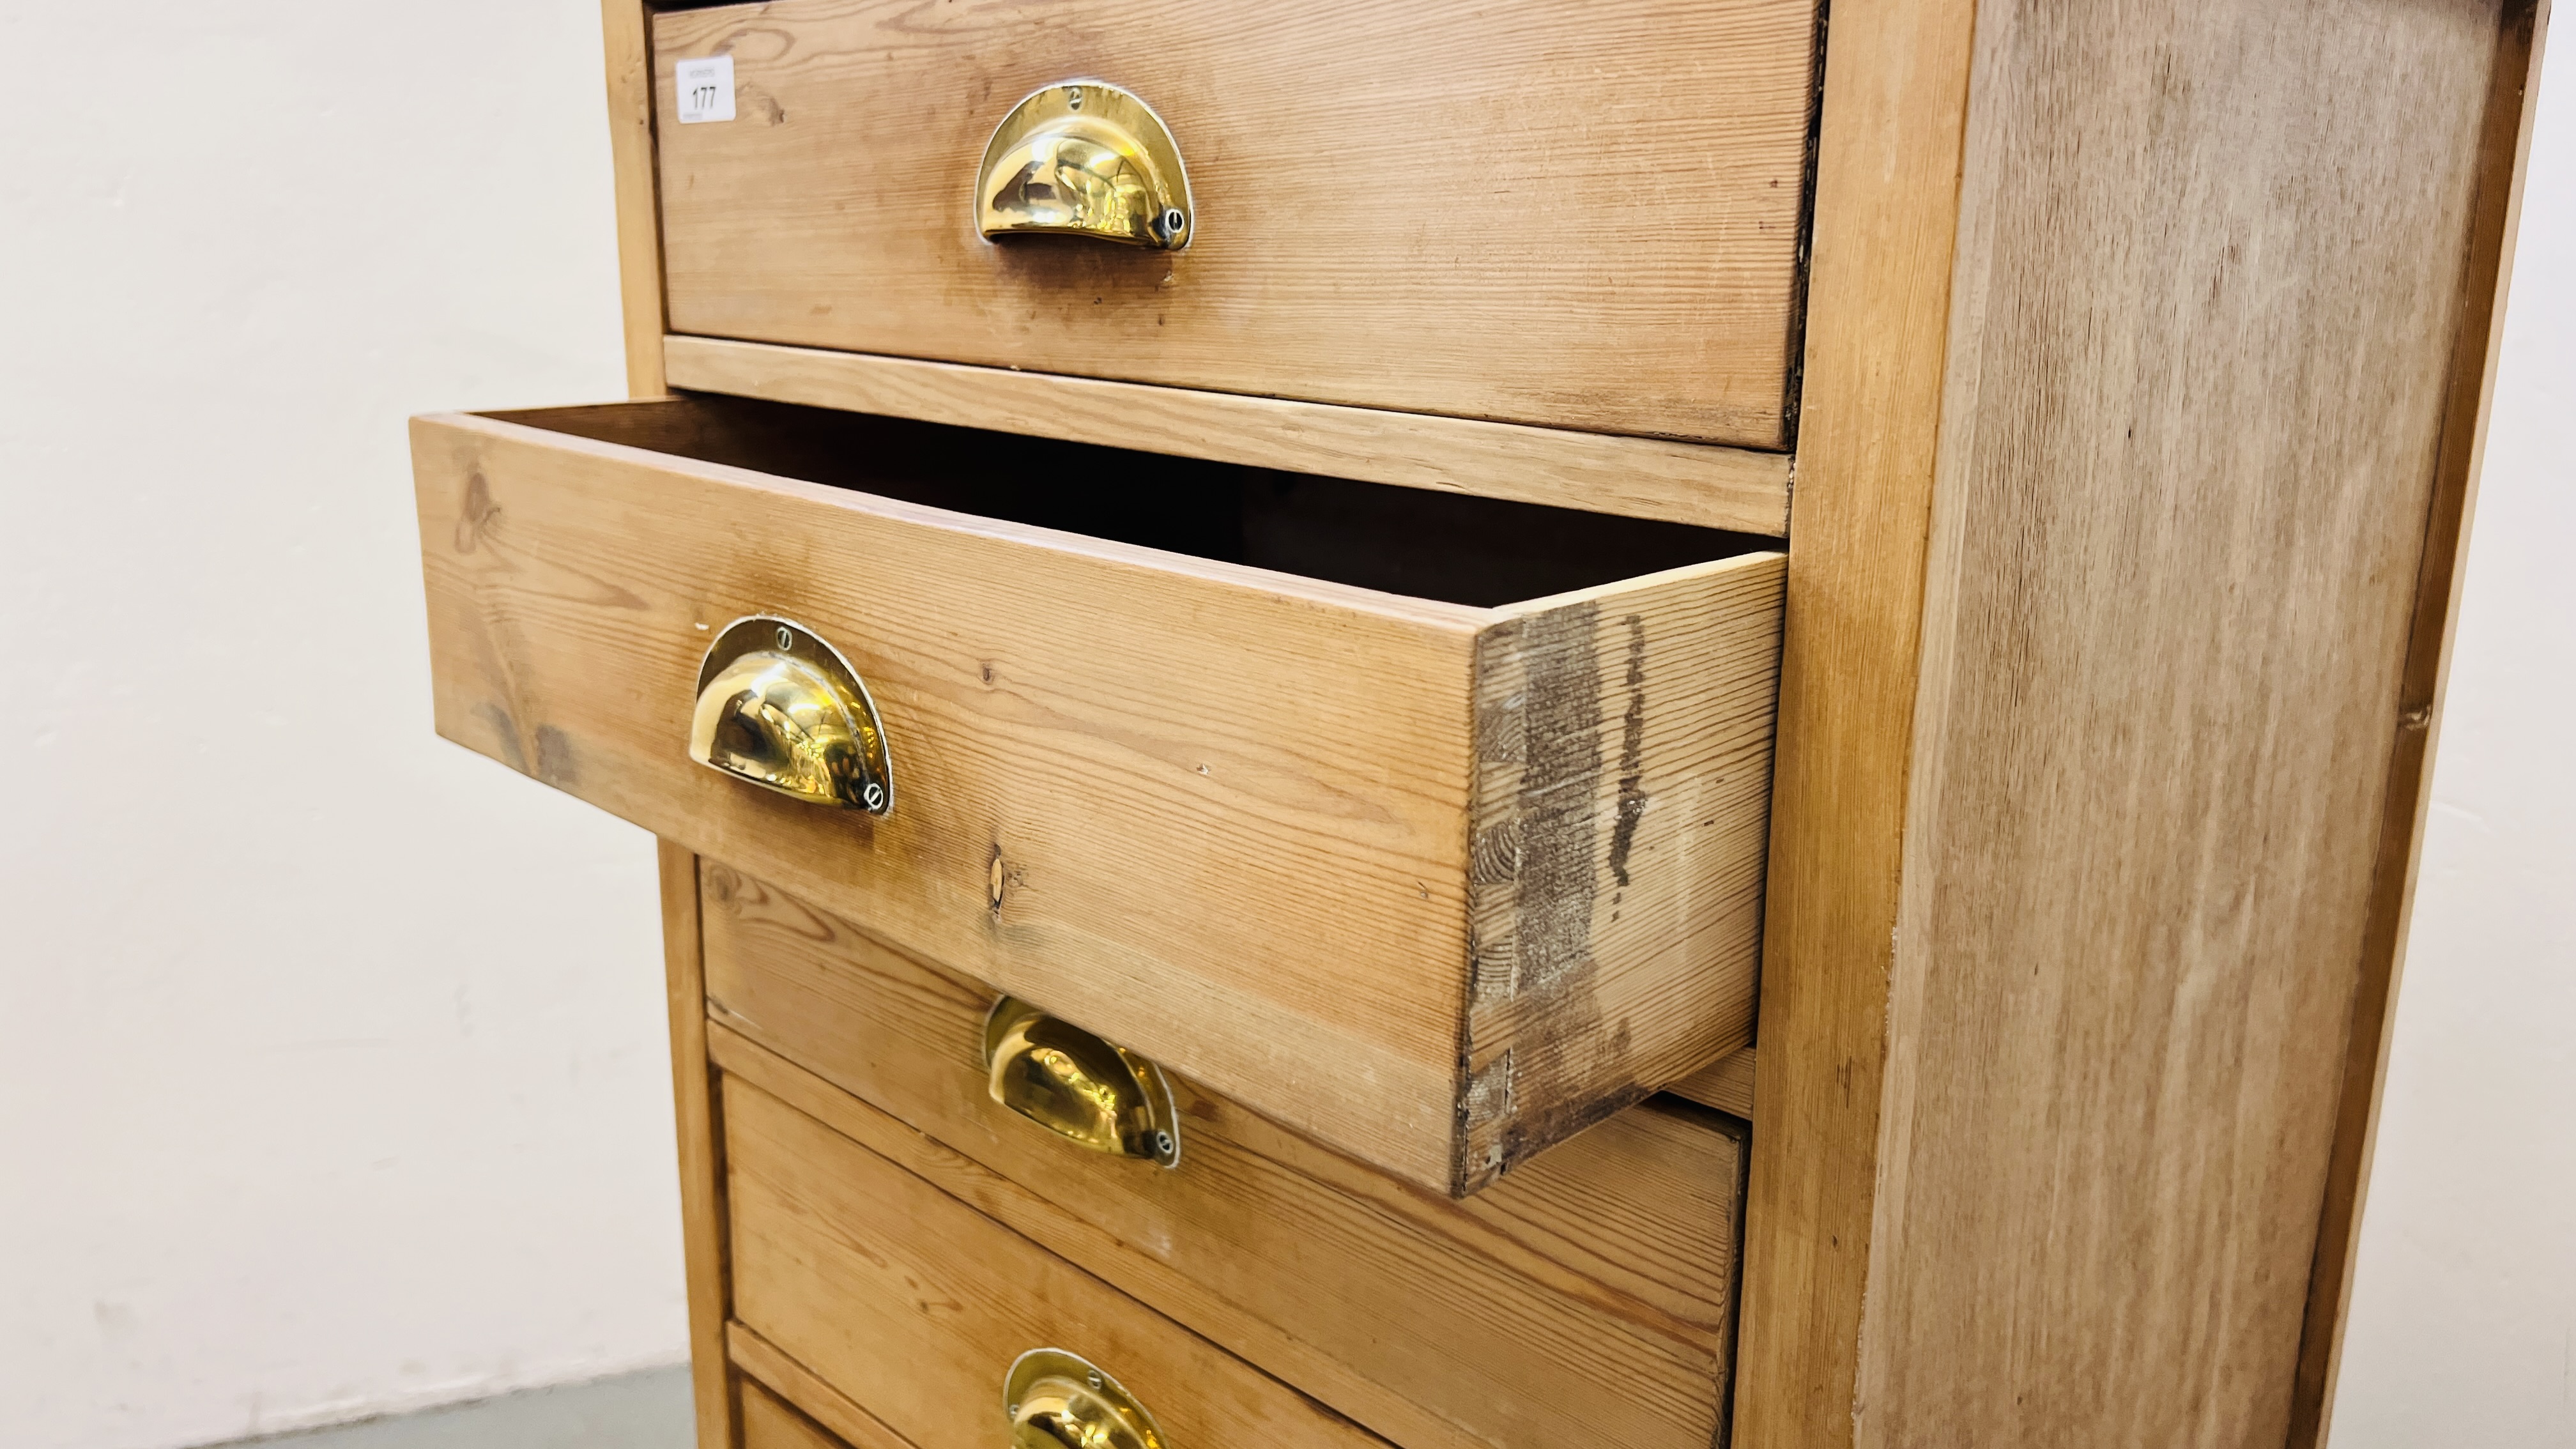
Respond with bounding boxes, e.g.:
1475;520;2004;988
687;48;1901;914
984;998;1181;1168
977;80;1193;250
1006;1350;1167;1449
688;616;894;815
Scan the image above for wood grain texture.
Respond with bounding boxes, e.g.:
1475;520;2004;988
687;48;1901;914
663;336;1794;534
734;1330;917;1449
1667;1047;1754;1121
651;0;1818;447
659;841;737;1449
1463;564;1783;1188
420;403;1470;1188
699;863;1744;1449
722;1075;1392;1449
740;1379;859;1449
411;403;1782;1193
1729;3;1981;1444
2292;5;2549;1442
602;0;666;396
1855;4;2515;1446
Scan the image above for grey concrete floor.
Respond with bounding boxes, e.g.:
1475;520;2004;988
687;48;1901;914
208;1367;696;1449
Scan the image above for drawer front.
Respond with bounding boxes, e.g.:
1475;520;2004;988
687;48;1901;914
723;1072;1393;1449
652;0;1820;449
703;861;1746;1449
413;397;1782;1193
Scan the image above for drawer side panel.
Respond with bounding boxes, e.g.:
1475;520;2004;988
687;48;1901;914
1463;556;1787;1190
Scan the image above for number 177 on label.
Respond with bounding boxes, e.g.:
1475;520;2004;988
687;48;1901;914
675;56;735;124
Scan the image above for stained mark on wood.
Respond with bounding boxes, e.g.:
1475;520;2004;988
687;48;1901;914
1467;618;1526;1023
454;470;499;554
1459;1049;1514;1147
1518;604;1604;999
703;860;739;909
1500;1078;1653;1177
472;702;528;774
444;443;592;792
1609;614;1650;889
1460;600;1637;1190
533;724;578;788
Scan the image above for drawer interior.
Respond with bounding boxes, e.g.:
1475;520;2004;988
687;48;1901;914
489;395;1777;608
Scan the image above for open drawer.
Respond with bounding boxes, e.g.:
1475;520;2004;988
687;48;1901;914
411;396;1782;1193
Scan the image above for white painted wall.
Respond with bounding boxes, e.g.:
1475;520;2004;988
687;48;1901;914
2328;27;2576;1449
0;6;681;1449
0;5;2568;1448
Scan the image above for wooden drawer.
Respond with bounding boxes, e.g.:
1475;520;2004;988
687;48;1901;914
702;862;1746;1449
412;395;1783;1194
650;0;1820;450
722;1071;1393;1449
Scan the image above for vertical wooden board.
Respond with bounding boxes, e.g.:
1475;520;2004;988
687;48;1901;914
1462;556;1786;1190
1859;4;2511;1446
1731;1;1981;1445
721;1077;1391;1449
2293;4;2549;1441
659;841;738;1449
602;0;666;395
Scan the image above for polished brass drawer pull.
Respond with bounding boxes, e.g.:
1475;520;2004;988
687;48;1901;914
977;80;1192;250
688;616;894;815
984;997;1181;1167
1006;1349;1167;1449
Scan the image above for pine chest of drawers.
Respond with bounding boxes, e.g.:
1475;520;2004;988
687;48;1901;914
410;2;2543;1446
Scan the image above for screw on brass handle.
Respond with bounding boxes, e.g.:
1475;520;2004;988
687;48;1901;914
687;616;894;815
983;998;1181;1168
1006;1350;1167;1449
976;80;1192;250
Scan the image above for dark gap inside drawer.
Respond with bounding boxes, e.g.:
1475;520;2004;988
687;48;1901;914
485;395;1771;608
